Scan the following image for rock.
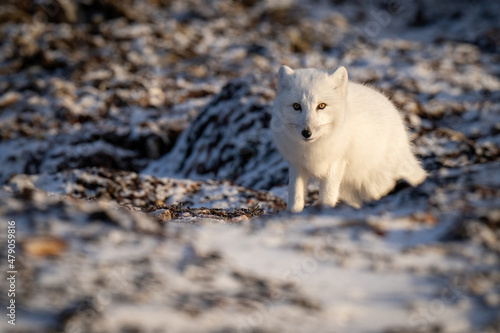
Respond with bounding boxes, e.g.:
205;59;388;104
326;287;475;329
484;292;500;308
0;91;20;108
56;0;78;23
411;212;437;225
150;209;172;222
22;236;67;257
231;215;249;223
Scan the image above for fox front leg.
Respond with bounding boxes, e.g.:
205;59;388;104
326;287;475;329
287;165;308;213
319;161;346;207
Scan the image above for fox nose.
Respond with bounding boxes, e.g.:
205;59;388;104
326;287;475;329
301;129;312;139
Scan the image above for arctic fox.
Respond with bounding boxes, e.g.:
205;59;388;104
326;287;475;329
271;66;426;213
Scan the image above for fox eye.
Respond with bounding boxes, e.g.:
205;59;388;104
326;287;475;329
292;103;302;111
317;103;327;110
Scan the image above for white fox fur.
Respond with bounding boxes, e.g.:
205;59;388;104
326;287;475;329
271;66;426;212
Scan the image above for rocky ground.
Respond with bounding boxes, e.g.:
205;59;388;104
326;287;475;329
1;0;500;332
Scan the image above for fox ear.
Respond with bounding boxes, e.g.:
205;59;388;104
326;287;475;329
330;66;348;94
278;65;294;88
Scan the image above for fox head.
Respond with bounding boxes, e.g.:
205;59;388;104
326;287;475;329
273;66;348;143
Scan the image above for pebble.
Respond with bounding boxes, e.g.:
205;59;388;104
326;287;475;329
0;91;20;108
